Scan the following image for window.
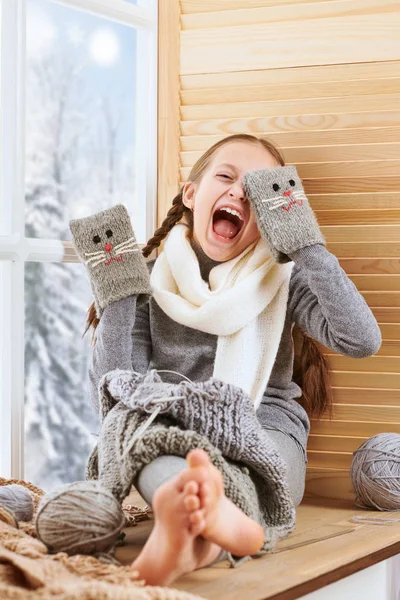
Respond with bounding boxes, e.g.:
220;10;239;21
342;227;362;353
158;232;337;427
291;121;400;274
0;0;157;489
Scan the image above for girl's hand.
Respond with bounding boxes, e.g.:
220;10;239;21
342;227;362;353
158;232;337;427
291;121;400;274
69;204;152;318
242;165;326;263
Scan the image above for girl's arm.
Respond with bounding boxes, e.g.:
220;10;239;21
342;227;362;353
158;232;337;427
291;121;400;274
88;294;152;413
69;204;153;413
288;243;382;357
241;164;381;355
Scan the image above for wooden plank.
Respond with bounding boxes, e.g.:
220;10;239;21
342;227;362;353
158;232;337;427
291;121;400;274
304;468;353;501
181;143;400;164
299;160;400;179
377;324;400;339
181;128;400;151
302;177;400;194
181;13;400;74
182;0;399;31
325;403;400;422
308;434;379;453
158;0;181;234
337;258;400;274
347;275;400;291
181;164;400;184
357;291;400;307
309;193;400;211
326;355;400;373
172;498;400;599
309;419;400;437
181;0;344;15
181;59;400;89
330;385;400;403
311;242;400;258
371;308;400;322
181;94;400;121
316;210;400;225
325;339;400;357
308;451;353;470
330;371;400;388
182;78;400;105
180;111;400;136
119;487;400;598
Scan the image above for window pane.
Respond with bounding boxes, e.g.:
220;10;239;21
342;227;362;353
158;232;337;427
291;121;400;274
25;0;143;241
24;261;99;489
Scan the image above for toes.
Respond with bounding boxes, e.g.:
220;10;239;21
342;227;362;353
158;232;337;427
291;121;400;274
199;482;211;507
177;467;208;492
183;493;200;512
189;508;206;535
186;448;211;469
183;480;199;496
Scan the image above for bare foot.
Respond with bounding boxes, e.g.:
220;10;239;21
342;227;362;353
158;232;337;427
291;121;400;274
131;449;265;586
130;470;223;586
184;449;265;556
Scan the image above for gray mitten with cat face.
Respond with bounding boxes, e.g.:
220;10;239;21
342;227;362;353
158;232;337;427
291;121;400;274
242;165;326;264
69;204;152;318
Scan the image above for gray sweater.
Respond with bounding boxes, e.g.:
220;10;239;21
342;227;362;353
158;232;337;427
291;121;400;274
88;240;382;464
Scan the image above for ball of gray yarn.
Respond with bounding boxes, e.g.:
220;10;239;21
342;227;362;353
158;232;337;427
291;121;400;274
35;480;126;555
350;432;400;511
0;484;34;522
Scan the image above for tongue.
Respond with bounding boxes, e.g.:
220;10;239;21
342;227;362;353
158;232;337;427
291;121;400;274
213;218;240;239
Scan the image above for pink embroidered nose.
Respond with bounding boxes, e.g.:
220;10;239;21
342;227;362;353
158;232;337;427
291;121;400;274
104;243;113;252
283;190;291;197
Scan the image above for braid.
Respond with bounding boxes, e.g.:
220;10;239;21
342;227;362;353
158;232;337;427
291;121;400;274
142;190;190;258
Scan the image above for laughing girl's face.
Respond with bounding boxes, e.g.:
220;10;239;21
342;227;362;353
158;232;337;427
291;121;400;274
182;141;280;262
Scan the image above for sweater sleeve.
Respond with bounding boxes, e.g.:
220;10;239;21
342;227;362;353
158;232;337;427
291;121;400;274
88;296;138;413
88;259;155;413
288;244;382;357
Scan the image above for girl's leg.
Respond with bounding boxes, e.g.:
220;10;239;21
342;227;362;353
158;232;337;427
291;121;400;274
134;455;227;566
266;429;307;507
134;455;187;508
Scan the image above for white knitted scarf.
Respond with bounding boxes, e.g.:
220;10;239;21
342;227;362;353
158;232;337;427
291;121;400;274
150;223;295;410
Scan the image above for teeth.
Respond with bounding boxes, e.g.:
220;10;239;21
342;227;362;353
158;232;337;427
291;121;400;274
219;207;243;221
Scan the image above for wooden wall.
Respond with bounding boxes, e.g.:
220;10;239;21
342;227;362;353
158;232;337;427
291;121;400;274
157;0;400;501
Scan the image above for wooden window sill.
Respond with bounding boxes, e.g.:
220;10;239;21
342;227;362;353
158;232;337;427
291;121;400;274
117;490;400;600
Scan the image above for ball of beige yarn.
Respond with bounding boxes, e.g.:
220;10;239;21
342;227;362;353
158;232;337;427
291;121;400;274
35;480;126;555
350;432;400;511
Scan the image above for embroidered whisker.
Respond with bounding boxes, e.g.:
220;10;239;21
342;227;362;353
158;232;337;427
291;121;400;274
261;196;284;204
84;249;107;258
86;254;106;266
90;257;108;268
119;249;140;256
114;237;138;251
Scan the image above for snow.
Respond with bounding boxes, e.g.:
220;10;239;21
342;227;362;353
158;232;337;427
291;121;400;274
24;39;137;492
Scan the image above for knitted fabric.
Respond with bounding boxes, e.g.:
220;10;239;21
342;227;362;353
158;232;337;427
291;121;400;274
69;204;152;318
0;478;202;600
86;368;296;566
242;165;326;264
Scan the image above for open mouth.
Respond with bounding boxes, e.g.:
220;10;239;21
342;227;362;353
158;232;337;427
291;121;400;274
212;207;244;241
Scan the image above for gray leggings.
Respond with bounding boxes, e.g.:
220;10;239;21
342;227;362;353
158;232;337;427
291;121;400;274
135;429;306;525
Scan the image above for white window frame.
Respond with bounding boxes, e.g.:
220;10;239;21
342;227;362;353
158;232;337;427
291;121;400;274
0;0;158;478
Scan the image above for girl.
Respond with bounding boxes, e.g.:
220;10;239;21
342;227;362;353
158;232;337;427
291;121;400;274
69;134;382;586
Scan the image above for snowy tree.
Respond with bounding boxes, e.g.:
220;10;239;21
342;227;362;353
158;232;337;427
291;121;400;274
24;47;115;490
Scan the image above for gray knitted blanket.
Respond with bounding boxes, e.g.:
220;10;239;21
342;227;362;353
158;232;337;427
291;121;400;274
86;368;296;564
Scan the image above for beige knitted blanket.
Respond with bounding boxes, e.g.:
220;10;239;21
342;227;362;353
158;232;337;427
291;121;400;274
0;477;207;600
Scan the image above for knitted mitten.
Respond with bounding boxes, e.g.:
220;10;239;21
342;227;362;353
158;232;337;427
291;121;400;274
242;165;326;263
69;204;152;318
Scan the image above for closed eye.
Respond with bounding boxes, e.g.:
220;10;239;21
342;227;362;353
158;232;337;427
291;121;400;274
217;174;232;180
